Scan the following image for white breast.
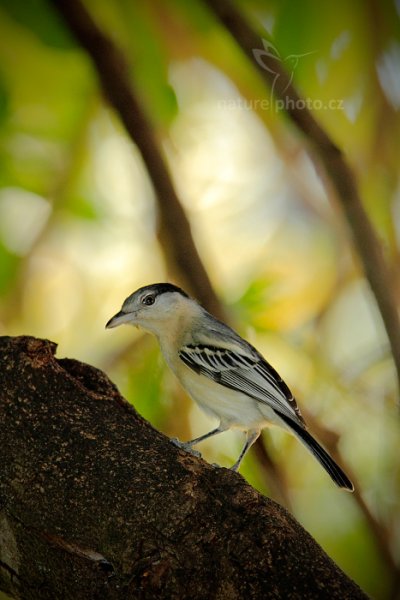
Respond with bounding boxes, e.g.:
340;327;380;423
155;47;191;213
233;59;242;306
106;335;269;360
176;360;281;431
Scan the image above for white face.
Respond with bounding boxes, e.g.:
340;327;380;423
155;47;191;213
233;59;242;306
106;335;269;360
106;287;184;335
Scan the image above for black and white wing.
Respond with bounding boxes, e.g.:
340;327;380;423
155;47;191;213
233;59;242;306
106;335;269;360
179;343;305;427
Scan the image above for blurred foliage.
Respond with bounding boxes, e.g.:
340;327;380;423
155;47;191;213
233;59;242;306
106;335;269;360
0;0;399;597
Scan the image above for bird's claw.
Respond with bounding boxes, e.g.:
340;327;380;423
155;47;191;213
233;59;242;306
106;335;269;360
170;437;202;458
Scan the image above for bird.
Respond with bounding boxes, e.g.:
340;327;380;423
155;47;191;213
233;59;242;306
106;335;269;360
106;283;354;491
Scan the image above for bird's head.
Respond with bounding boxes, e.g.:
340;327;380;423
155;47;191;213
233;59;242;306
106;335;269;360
106;283;192;337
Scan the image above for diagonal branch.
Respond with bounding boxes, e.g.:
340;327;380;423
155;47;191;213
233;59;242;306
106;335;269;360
0;335;369;599
203;0;400;397
49;0;224;321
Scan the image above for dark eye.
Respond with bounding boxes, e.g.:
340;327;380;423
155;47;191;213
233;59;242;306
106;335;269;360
142;294;155;306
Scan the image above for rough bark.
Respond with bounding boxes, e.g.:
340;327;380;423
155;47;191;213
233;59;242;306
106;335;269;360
0;336;367;600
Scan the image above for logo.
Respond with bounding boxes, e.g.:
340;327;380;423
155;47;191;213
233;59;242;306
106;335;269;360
252;39;316;98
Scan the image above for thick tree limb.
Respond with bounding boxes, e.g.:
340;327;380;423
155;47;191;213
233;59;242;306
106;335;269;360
203;0;400;396
0;336;368;599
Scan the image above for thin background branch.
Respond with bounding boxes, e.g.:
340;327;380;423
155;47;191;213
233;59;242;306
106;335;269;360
203;0;400;398
50;0;223;322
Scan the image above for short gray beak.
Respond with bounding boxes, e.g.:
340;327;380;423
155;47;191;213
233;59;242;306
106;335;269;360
105;310;132;329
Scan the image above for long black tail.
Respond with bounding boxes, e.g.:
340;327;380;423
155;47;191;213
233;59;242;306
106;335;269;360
278;412;354;491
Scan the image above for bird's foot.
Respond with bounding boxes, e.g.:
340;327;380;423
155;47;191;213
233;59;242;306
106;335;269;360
170;437;202;458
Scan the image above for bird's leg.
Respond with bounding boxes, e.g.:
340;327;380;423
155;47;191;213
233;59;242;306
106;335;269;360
230;429;260;472
185;426;226;447
170;426;226;457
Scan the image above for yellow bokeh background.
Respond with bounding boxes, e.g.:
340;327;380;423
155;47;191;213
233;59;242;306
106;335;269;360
0;1;399;597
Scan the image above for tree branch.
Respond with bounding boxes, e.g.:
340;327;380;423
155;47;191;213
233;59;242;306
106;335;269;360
0;336;368;599
203;0;400;396
49;0;224;321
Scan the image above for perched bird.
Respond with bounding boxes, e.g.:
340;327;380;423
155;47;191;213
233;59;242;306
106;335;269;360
106;283;353;491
